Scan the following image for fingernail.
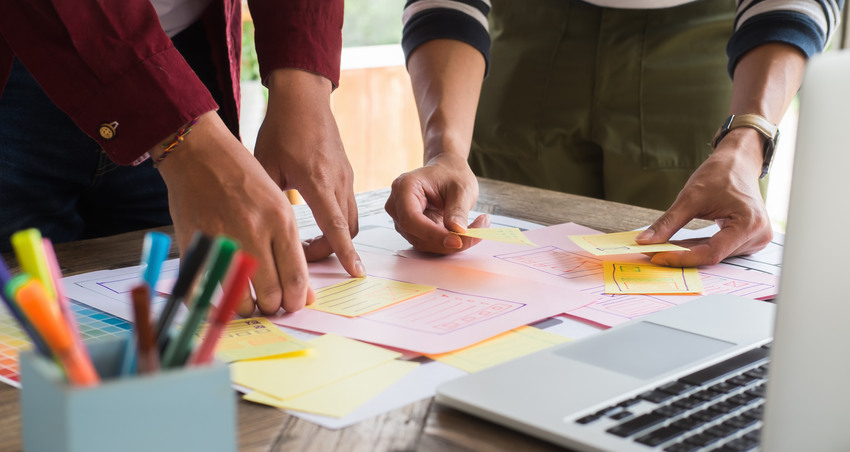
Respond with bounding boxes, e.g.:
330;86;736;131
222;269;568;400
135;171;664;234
636;228;655;241
449;219;467;233
443;235;463;249
354;258;366;277
652;256;669;267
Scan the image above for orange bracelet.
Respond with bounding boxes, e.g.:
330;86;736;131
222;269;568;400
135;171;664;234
154;117;200;165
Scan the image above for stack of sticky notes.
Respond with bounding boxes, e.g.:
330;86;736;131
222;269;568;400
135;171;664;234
568;230;703;295
231;334;417;418
427;325;570;373
196;317;307;363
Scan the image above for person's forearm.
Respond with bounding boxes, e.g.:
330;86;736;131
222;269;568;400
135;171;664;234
262;69;335;178
729;42;806;121
407;39;485;164
265;68;333;107
720;43;807;173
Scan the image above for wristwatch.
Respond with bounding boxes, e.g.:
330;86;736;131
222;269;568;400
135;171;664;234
711;114;779;179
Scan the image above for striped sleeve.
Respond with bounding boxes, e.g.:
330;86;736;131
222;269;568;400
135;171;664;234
401;0;492;75
727;0;844;76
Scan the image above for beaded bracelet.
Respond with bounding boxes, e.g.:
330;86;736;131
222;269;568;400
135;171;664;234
154;116;200;165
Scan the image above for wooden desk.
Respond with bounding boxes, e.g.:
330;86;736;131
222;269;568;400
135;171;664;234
0;178;709;452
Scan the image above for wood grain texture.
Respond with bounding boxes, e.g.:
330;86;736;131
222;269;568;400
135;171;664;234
0;179;707;452
419;403;566;452
0;386;21;452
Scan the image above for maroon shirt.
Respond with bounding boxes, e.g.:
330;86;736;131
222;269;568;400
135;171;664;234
0;0;343;165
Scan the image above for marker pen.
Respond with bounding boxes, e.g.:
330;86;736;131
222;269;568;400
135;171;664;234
12;277;99;386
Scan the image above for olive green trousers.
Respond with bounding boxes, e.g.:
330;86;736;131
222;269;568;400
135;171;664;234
469;0;739;210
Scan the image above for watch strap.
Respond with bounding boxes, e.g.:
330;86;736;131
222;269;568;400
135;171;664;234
712;114;779;179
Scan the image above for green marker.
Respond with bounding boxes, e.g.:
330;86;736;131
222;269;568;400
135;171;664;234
160;236;239;368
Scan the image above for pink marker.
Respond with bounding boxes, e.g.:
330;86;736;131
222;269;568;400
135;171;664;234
43;238;91;364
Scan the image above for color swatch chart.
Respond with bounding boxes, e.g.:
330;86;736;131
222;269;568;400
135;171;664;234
0;298;131;387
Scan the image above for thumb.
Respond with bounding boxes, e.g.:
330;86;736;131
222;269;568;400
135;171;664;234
635;205;693;244
443;191;476;234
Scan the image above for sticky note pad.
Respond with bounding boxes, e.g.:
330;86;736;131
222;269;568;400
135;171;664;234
244;359;418;418
603;262;703;294
308;277;436;317
230;333;402;400
195;317;307;362
454;227;536;246
427;326;570;373
569;230;689;256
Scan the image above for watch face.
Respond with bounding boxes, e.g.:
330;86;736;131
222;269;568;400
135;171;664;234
711;115;736;149
761;132;778;179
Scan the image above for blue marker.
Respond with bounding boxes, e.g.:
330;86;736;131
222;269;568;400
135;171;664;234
140;231;172;291
121;231;172;376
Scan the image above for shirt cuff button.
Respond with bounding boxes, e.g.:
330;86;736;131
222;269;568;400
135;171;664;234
98;121;119;140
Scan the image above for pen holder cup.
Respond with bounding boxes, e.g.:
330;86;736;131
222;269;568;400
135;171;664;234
20;336;237;452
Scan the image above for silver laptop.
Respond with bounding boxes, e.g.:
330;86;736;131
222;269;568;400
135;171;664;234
436;49;850;452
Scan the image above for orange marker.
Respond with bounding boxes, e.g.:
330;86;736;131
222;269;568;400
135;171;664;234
43;238;88;357
12;277;99;386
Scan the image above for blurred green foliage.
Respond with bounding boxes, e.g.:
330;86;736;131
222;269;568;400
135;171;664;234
241;20;260;81
343;0;403;48
241;0;403;81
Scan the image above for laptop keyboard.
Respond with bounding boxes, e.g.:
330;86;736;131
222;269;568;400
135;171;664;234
574;345;770;451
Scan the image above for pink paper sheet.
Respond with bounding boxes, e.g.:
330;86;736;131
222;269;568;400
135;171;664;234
399;222;778;327
271;252;597;354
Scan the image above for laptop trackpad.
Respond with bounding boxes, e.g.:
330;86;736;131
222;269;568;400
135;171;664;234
554;321;735;380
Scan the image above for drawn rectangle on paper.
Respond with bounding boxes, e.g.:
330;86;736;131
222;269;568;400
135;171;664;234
494;246;602;279
363;290;525;335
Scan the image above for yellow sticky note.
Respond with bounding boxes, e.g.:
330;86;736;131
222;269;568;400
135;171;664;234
195;317;307;362
230;333;401;400
244;359;418;418
569;230;689;255
308;277;436;317
427;326;570;373
454;227;536;246
603;262;703;294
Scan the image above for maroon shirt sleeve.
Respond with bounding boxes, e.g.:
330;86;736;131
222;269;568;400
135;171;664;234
0;1;217;165
0;38;12;95
248;0;343;88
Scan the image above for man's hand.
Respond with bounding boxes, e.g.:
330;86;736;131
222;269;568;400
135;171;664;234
636;130;772;267
155;112;314;316
253;69;364;278
386;152;487;253
388;38;487;253
636;42;805;267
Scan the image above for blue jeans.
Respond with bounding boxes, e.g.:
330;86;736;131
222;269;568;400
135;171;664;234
0;58;172;252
